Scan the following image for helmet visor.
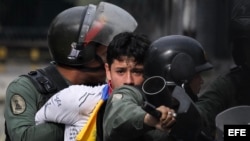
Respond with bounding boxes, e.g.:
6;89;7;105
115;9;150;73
84;2;138;46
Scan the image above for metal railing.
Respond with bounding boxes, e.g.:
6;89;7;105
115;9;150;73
0;27;48;48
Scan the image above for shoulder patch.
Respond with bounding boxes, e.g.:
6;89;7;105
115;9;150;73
11;94;26;115
111;93;123;102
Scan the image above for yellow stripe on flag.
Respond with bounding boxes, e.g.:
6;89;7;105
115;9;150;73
76;99;105;141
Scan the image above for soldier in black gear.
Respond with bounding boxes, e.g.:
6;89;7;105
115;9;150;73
143;35;213;102
196;0;250;139
142;35;213;141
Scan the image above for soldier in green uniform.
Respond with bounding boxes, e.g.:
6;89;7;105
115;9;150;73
4;2;137;141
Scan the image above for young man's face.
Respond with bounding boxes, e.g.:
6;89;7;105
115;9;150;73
105;56;144;90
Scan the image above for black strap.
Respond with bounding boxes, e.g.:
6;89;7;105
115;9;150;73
24;69;56;94
21;64;69;95
42;64;69;93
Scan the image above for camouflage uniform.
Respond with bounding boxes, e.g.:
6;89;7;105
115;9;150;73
103;85;170;141
4;67;68;141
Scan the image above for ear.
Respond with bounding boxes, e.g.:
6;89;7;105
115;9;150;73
169;53;196;82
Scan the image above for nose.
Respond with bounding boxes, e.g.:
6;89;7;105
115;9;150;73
198;75;204;84
124;73;134;85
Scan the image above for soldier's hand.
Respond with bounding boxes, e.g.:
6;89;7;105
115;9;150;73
144;105;176;132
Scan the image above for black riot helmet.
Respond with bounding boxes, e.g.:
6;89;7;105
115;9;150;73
230;0;250;67
48;2;137;69
144;35;213;85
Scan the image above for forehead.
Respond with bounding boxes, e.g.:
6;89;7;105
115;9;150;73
111;56;143;68
117;56;135;62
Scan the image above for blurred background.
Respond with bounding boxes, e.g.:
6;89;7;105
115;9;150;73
0;0;241;140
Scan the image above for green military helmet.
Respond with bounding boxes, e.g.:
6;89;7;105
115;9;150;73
48;2;137;68
144;35;213;85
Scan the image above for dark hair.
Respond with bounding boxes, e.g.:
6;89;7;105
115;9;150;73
106;32;150;66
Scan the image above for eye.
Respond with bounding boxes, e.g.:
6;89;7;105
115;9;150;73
116;69;125;74
132;69;143;75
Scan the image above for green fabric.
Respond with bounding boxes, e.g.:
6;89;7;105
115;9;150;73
197;66;250;137
196;73;237;136
103;85;171;141
4;75;65;141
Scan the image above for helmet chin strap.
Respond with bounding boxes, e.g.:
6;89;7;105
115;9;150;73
67;42;81;60
182;82;198;102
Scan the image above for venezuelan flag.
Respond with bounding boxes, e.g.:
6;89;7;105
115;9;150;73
76;84;109;141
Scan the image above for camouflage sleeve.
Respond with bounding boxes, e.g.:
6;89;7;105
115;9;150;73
4;76;64;141
103;85;153;141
